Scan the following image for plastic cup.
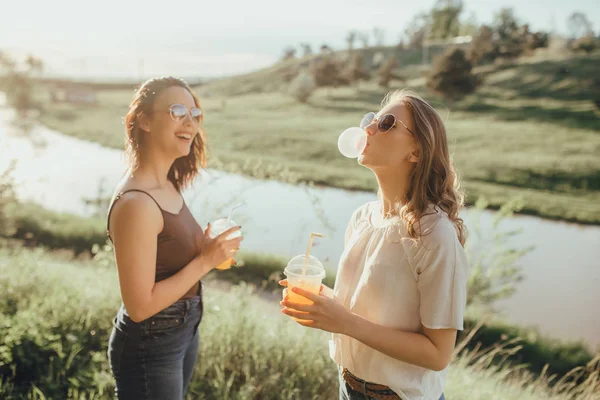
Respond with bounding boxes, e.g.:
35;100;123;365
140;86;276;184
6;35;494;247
284;255;326;319
338;127;367;158
208;218;242;270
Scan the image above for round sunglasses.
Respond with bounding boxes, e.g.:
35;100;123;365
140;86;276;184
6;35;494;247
360;112;413;135
164;104;203;123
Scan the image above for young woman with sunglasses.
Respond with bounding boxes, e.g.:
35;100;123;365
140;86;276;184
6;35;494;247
106;77;242;399
281;90;469;400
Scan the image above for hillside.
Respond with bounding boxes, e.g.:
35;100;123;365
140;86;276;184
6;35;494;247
36;51;600;224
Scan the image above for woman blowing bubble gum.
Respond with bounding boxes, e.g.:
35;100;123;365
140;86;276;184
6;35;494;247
280;90;469;400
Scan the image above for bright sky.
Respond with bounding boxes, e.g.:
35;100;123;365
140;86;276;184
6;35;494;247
1;0;598;79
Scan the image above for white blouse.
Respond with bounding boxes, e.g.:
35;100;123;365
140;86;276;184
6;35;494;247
330;201;469;400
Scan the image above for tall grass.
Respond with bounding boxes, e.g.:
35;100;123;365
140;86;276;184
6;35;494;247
0;246;337;399
1;245;598;399
449;326;600;400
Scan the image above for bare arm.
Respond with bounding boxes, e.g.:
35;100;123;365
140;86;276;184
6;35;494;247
282;288;457;371
110;193;240;322
346;316;457;371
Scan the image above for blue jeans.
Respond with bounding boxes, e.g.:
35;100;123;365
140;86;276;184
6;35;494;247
108;296;203;399
339;371;446;400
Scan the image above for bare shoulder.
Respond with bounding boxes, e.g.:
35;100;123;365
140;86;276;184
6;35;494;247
109;191;163;237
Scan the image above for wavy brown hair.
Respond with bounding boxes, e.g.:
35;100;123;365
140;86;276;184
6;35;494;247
124;76;207;192
383;89;467;246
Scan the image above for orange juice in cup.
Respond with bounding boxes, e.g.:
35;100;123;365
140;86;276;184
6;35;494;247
284;254;326;305
208;202;245;270
283;232;326;321
208;217;241;270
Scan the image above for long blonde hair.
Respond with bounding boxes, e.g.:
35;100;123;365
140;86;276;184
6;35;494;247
383;89;467;246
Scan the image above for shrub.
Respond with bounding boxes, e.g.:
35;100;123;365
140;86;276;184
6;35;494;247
427;48;478;104
288;70;316;103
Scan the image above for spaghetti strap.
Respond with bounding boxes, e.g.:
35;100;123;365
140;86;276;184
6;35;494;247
106;189;163;241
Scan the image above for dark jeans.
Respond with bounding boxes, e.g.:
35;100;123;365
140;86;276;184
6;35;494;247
339;371;446;400
108;296;203;400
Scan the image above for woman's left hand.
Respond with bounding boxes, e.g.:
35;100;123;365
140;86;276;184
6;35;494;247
280;287;356;334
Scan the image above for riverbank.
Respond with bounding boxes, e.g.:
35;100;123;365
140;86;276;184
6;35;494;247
34;54;600;225
2;104;599;350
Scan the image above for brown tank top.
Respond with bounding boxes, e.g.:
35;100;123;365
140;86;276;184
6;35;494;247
106;189;203;299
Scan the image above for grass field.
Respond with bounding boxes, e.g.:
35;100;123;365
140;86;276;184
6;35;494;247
37;52;600;224
1;244;598;399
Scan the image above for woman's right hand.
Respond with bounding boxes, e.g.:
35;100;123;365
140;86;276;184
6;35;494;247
196;223;242;272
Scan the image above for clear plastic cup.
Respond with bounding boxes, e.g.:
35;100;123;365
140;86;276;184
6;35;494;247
284;255;326;311
338;127;367;158
208;218;242;270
